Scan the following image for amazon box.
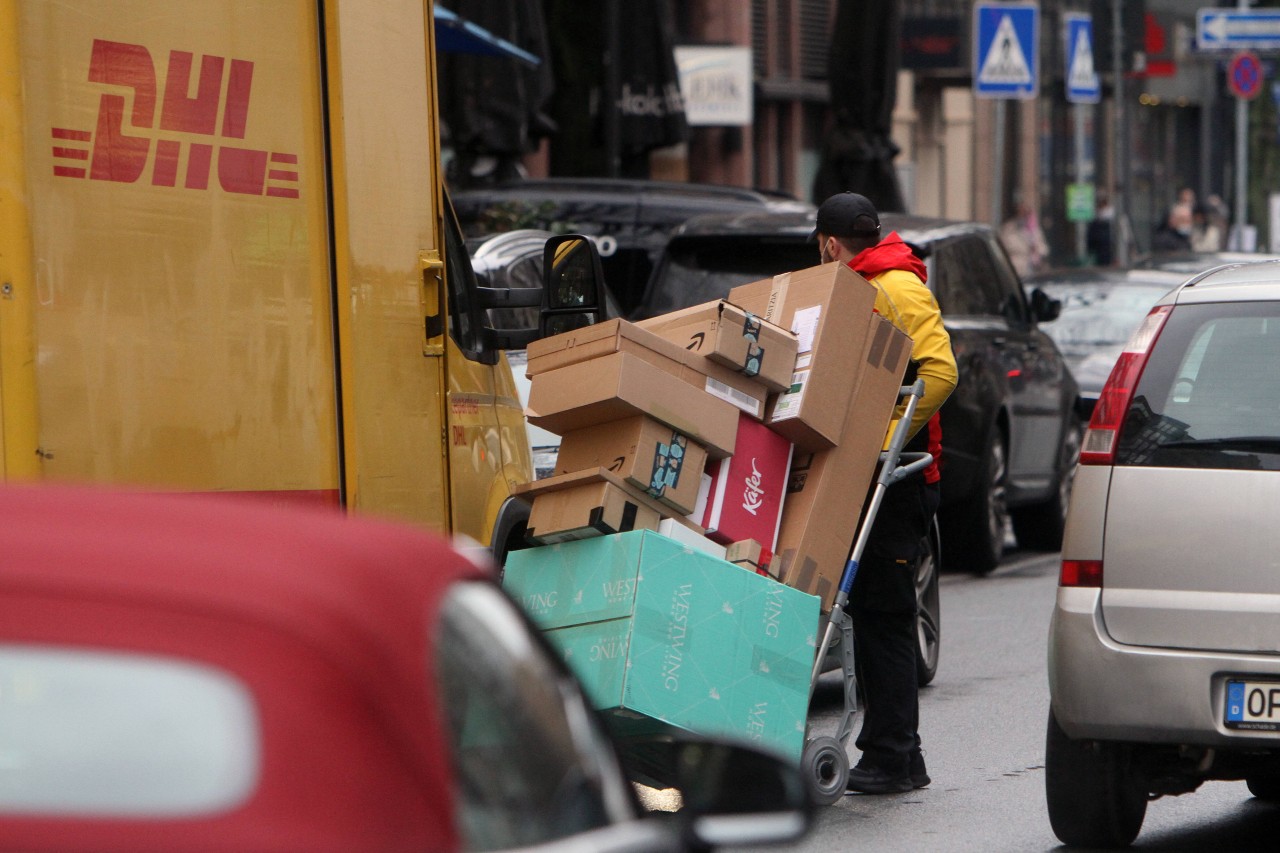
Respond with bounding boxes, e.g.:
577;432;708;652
556;415;708;515
526;352;739;458
637;300;799;393
527;318;767;419
771;311;912;605
728;262;879;451
520;467;709;546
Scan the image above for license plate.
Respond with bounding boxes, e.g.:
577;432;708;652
1225;680;1280;730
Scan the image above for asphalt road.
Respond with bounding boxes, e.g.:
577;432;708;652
731;548;1280;853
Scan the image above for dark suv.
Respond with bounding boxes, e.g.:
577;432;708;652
451;178;811;316
634;210;1082;575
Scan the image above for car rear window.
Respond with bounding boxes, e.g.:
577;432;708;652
639;235;816;319
0;645;258;816
1116;301;1280;469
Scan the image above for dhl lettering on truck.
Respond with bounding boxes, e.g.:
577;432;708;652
51;39;299;198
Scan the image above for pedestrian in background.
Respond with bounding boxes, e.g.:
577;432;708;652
1191;203;1222;253
1086;190;1114;266
1152;203;1193;252
1000;198;1049;278
812;192;958;795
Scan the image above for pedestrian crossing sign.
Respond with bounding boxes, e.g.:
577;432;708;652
1065;13;1101;104
973;2;1039;100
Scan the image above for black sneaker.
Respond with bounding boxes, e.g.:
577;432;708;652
846;764;913;794
909;752;931;789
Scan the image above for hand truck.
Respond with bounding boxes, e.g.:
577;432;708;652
798;379;934;805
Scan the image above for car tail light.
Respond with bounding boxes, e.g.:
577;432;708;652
1080;305;1173;465
1060;559;1103;587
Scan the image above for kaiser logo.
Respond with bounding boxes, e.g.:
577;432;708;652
742;458;765;516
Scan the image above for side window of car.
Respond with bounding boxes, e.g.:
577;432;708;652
934;237;1005;317
984;233;1030;326
434;582;635;850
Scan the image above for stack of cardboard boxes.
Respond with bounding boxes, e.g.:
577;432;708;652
502;261;910;761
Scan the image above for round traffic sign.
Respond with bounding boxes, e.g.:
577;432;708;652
1229;51;1264;100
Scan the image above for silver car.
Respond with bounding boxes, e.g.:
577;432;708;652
1047;260;1280;847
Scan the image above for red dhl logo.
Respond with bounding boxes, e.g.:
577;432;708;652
51;39;299;199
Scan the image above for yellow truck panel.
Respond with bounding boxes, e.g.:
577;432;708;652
0;0;534;552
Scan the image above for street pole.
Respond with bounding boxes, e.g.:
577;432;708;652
992;100;1005;227
1233;0;1249;249
1112;0;1129;266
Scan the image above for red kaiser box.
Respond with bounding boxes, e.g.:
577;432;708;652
696;413;794;549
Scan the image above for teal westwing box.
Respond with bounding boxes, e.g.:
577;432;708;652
503;530;820;761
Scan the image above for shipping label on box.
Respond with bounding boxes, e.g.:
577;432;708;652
512;531;821;761
556;416;708;515
526;352;739;458
729;263;878;451
638;300;799;393
700;414;793;549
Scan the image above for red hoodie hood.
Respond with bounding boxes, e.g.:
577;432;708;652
850;231;927;283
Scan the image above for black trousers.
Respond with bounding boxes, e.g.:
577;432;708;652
847;475;940;775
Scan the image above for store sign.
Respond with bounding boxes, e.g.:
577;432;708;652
674;46;753;127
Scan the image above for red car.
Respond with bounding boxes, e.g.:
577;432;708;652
0;485;809;852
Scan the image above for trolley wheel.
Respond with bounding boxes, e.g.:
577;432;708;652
800;735;849;806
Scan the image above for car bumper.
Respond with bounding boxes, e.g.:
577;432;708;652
1049;587;1280;747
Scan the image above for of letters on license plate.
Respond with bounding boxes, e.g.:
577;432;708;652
1225;680;1280;730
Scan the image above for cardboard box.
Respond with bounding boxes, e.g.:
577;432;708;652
726;539;773;576
657;518;727;559
527;318;768;419
728;263;879;451
699;413;793;550
526;352;739;458
526;478;662;545
519;467;709;541
770;311;912;605
502;530;821;761
556;416;708;515
637;300;799;393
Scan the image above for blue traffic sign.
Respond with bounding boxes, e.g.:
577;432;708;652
1198;8;1280;51
974;2;1039;99
1065;14;1101;104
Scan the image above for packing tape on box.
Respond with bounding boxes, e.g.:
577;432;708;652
647;432;688;499
739;311;764;378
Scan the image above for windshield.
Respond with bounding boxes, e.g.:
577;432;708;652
639;236;816;319
1039;283;1172;357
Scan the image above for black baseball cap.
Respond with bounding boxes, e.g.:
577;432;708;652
810;192;881;241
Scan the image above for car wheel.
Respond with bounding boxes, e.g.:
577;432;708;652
915;522;941;687
1045;709;1147;848
1011;417;1082;552
942;428;1006;575
1246;773;1280;801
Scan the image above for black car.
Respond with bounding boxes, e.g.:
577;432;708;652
633;209;1082;576
451;178;812;316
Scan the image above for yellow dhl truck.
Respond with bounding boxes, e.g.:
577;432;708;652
0;0;561;558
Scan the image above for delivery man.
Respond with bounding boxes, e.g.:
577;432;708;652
812;191;958;794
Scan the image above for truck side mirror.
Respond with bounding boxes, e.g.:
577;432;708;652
541;235;607;338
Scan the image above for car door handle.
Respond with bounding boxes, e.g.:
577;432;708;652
991;337;1007;348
